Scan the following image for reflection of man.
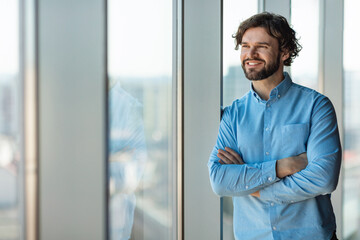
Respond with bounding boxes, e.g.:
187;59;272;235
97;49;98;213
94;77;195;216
0;135;17;207
208;12;341;240
109;81;146;240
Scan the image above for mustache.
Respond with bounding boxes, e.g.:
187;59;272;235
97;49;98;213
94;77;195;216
243;58;265;65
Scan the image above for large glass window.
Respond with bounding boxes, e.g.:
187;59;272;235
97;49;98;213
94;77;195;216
290;0;319;90
343;0;360;239
107;0;176;239
0;0;24;239
222;0;258;107
222;1;257;239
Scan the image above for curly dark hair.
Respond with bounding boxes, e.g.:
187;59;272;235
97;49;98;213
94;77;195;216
233;12;302;66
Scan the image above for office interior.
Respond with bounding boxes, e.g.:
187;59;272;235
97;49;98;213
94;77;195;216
0;0;359;239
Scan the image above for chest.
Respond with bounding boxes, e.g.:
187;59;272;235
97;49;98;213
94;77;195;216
233;102;311;163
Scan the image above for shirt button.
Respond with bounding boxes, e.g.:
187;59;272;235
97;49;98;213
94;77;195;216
265;152;269;155
273;226;277;230
271;202;274;206
278;94;281;98
266;104;270;107
265;127;269;131
268;177;272;181
245;185;249;189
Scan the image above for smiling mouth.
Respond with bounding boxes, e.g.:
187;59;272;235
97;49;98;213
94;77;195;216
247;62;262;66
245;61;264;68
243;59;265;67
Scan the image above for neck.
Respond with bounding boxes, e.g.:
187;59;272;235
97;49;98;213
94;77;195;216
252;70;285;101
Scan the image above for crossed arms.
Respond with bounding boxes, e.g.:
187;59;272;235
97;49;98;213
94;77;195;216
217;147;307;197
208;98;342;204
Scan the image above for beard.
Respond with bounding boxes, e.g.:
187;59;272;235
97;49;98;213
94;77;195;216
241;54;281;81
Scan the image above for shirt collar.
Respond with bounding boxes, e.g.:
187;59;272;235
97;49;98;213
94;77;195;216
250;72;293;102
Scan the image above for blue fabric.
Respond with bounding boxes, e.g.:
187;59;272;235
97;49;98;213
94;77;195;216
208;72;342;240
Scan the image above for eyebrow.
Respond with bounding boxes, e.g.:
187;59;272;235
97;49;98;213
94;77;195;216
240;42;271;46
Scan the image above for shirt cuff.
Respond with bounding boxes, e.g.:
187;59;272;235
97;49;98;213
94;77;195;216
261;160;278;185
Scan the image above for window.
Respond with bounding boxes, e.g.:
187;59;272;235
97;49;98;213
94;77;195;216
290;0;320;90
222;0;258;107
343;0;360;239
0;0;25;239
107;0;177;239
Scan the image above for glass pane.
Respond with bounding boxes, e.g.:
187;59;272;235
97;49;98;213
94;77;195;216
107;0;175;239
222;0;258;107
0;0;23;239
290;0;319;90
222;1;257;239
343;0;360;239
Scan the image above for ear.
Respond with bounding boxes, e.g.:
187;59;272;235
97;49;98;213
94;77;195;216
281;49;290;62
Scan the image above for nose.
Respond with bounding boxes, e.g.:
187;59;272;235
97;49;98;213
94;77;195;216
249;47;258;58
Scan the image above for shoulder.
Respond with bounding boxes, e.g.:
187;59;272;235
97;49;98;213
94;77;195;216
222;91;250;118
290;82;318;96
291;83;336;122
221;92;251;126
290;82;332;105
110;83;142;109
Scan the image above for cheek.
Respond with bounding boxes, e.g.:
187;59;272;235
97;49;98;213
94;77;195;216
240;51;247;61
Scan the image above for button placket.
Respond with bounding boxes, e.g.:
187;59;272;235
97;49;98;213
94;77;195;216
263;103;271;161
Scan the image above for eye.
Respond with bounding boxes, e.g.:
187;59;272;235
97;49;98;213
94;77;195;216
241;45;249;48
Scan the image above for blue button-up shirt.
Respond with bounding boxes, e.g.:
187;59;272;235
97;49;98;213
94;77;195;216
208;72;342;240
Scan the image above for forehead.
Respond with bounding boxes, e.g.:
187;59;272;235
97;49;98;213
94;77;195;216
242;27;278;45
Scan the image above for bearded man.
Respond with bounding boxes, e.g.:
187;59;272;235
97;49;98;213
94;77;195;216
208;12;341;240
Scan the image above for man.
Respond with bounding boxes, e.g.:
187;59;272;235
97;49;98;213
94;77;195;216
109;80;147;240
208;12;341;240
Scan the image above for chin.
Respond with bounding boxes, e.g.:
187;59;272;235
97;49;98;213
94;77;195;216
245;70;267;81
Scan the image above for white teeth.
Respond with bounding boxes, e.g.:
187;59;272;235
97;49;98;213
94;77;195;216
248;62;259;66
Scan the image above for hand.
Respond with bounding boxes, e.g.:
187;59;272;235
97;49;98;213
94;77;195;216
217;147;244;165
250;190;260;197
276;152;308;178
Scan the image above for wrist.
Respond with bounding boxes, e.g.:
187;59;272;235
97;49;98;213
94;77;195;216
276;157;293;178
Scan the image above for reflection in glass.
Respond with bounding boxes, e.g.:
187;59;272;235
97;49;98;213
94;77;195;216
222;1;257;239
343;0;360;239
107;0;175;239
290;0;319;90
108;82;147;239
0;0;23;239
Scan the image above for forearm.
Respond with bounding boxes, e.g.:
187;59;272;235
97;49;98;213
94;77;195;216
259;149;341;203
250;153;308;198
208;158;278;197
275;152;308;178
210;150;307;197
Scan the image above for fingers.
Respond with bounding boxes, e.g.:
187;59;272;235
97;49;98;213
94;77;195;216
217;152;232;164
250;190;260;197
217;147;244;165
225;147;244;164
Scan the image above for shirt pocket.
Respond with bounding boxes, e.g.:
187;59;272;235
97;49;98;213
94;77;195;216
281;123;310;156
